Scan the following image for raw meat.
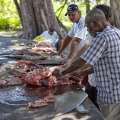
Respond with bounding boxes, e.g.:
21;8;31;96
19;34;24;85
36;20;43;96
13;61;83;87
28;94;55;108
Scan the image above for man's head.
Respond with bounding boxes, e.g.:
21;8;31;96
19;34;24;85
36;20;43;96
48;27;54;35
94;4;113;24
85;8;108;37
65;4;81;23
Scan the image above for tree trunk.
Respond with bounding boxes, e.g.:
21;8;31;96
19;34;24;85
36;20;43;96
85;0;90;14
13;0;23;24
110;0;120;28
19;0;37;39
18;0;62;39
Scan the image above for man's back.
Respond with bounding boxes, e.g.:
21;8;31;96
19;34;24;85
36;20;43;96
41;30;59;47
85;26;120;104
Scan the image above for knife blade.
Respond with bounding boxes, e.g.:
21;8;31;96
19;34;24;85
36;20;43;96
54;90;88;117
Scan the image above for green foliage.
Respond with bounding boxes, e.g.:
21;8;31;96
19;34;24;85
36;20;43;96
0;0;108;31
0;18;21;31
52;0;87;30
0;19;9;30
0;0;21;30
8;18;21;29
52;0;108;30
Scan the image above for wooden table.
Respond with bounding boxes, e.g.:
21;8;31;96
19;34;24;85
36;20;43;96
0;85;104;120
52;98;104;120
0;95;104;120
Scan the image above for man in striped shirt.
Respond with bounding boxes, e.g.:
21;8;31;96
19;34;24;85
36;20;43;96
53;8;120;120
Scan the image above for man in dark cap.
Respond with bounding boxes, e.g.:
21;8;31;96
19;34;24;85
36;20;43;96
58;4;90;64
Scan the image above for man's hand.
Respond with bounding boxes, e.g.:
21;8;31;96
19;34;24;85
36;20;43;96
70;72;88;87
52;68;63;77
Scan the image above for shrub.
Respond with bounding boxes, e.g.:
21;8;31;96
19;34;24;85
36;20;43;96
0;18;21;30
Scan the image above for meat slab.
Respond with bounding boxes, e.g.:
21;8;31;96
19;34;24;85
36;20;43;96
14;61;78;87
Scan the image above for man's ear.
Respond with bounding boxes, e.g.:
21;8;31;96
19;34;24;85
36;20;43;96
90;21;95;28
78;10;81;16
92;21;101;29
92;21;98;25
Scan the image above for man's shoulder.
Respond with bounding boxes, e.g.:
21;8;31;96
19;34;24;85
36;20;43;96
112;27;120;33
77;17;85;29
41;30;48;35
74;17;85;26
80;17;85;22
104;26;120;36
53;31;58;35
95;26;120;42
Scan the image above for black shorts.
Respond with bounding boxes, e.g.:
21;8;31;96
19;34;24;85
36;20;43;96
85;83;99;109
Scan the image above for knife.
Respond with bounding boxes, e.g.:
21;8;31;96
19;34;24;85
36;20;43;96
54;90;88;117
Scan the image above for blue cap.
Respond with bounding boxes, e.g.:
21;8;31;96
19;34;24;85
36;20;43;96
65;4;79;16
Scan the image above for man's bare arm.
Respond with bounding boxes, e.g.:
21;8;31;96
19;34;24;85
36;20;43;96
61;57;87;75
78;44;90;55
77;64;93;76
58;36;72;54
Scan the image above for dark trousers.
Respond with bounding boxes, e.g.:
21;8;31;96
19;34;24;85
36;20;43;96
85;83;100;110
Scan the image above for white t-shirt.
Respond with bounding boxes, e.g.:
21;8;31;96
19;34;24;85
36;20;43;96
88;74;96;87
68;17;85;38
68;17;90;48
41;31;59;47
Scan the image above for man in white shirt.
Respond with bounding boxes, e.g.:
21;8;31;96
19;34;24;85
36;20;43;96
41;27;59;48
58;4;90;63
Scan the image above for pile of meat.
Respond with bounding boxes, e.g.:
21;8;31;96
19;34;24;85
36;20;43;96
0;60;87;88
28;94;55;108
15;42;57;56
14;60;36;73
14;60;77;87
0;80;8;87
32;42;57;55
14;49;42;57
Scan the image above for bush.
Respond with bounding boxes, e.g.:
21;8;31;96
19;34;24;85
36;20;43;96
0;18;9;30
8;18;21;30
0;18;21;30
